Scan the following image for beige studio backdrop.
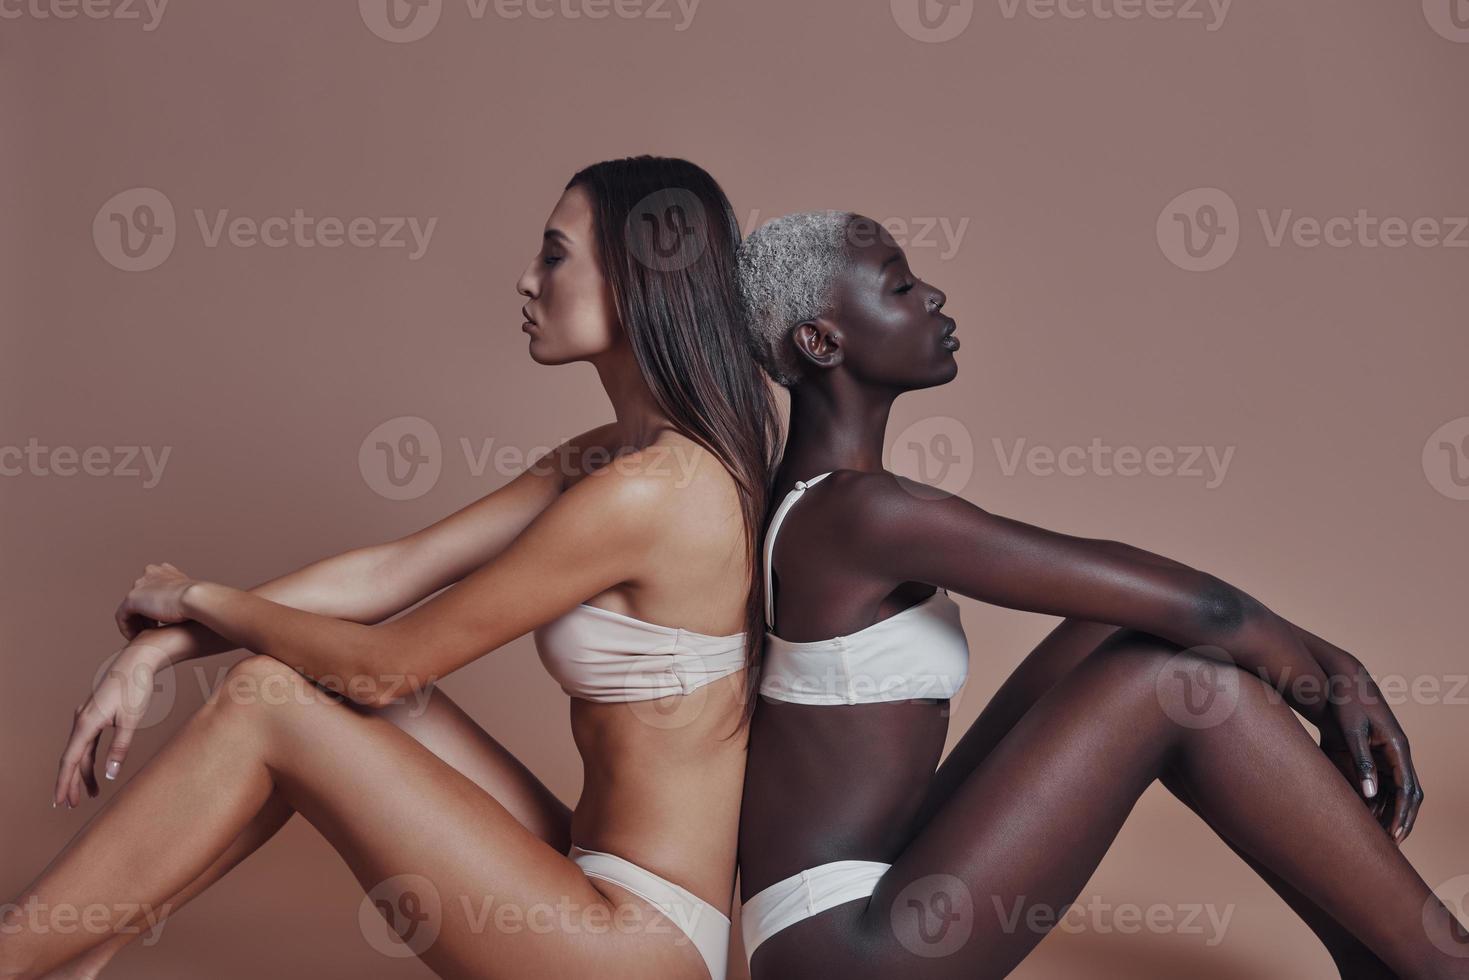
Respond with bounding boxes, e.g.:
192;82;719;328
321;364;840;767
3;1;1468;978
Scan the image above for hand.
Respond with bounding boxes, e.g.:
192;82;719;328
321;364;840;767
1316;662;1423;843
54;643;168;808
115;562;198;639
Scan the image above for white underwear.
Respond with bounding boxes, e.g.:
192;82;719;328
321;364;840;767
740;859;891;966
570;844;731;980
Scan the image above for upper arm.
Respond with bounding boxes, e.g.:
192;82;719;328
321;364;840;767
365;460;667;689
847;474;1248;648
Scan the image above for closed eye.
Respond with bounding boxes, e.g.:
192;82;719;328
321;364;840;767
894;281;914;294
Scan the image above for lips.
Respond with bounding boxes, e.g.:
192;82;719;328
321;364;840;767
939;317;959;350
521;305;537;325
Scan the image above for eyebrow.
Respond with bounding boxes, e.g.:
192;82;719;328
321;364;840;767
544;229;572;246
876;250;903;277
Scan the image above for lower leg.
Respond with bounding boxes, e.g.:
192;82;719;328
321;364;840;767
1;697;280;978
33;794;295;980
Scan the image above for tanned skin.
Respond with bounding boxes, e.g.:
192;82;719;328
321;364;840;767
737;216;1463;979
3;185;749;980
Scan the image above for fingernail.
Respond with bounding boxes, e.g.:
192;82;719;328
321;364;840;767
51;801;56;808
1362;777;1376;798
105;760;119;780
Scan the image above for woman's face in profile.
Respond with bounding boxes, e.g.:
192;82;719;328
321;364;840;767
810;215;959;391
516;184;621;365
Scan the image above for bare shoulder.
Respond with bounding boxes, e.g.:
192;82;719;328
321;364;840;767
804;469;977;565
529;422;622;489
811;468;965;519
561;429;740;536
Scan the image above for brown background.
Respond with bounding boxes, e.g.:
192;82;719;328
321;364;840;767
4;1;1468;977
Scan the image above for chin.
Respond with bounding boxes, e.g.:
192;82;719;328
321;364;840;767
907;361;959;391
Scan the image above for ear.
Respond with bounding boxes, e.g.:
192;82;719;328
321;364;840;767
791;316;844;373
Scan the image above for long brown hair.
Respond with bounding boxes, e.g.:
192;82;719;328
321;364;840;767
565;155;782;733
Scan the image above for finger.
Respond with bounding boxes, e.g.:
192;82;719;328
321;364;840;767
77;702;102;793
1381;739;1418;842
80;730;101;797
58;709;101;809
105;725;136;784
1401;785;1425;842
115;600;133;639
54;707;85;807
1344;727;1378;800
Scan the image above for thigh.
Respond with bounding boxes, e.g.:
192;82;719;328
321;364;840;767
218;656;710;980
350;683;572;850
914;618;1120;829
754;632;1199;980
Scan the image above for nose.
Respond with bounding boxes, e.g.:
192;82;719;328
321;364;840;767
926;286;946;312
516;259;539;299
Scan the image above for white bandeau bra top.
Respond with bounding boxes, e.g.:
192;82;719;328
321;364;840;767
534;599;747;703
760;471;970;705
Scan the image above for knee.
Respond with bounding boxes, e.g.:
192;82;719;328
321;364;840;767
208;654;326;716
1121;634;1288;738
1086;631;1252;730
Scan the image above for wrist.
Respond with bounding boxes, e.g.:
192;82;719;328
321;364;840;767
122;638;172;673
178;580;214;619
129;626;190;669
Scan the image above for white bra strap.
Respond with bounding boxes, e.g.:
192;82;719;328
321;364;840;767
763;471;834;629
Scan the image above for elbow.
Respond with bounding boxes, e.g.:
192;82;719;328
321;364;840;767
352;634;429;710
1191;577;1261;638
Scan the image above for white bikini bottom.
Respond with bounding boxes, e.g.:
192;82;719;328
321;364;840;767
569;844;730;980
740;859;891;966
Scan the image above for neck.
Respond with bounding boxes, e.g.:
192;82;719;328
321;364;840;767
591;336;674;450
782;377;897;480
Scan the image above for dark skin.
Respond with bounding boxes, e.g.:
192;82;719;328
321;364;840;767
737;217;1462;979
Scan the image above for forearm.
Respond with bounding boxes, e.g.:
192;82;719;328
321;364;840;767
178;581;404;705
1096;538;1336;723
131;543;413;671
